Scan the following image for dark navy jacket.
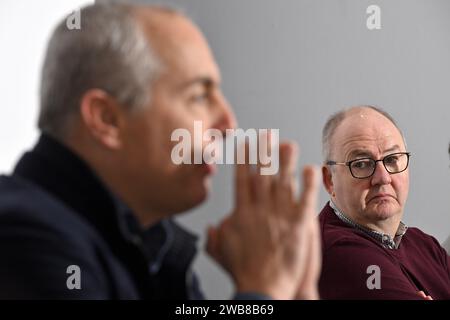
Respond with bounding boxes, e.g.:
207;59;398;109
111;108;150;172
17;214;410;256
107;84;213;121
0;134;203;299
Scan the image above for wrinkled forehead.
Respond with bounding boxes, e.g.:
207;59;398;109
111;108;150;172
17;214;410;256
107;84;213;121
332;110;406;159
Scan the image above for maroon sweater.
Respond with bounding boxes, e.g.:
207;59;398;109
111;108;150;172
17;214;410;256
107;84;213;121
319;202;450;299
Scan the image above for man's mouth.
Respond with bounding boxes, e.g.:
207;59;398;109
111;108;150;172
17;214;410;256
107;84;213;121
368;193;395;203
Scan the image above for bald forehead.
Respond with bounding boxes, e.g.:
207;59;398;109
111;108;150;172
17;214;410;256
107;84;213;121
339;108;400;134
332;108;406;159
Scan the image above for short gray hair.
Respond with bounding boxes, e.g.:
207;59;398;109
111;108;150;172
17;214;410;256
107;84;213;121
322;105;406;162
39;3;161;138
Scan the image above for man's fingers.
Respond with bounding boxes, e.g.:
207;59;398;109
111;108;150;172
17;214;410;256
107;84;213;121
276;143;298;203
294;215;322;300
235;143;251;209
279;143;298;185
253;131;273;205
206;216;234;261
417;291;433;300
306;216;322;296
206;225;220;261
297;165;320;221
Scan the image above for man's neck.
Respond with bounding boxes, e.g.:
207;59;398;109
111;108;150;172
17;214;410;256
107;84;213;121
64;134;168;229
359;218;400;239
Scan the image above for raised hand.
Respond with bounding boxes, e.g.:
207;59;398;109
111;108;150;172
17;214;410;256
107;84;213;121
206;141;321;300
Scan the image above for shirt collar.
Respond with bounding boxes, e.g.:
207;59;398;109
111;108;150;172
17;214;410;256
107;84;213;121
329;200;408;249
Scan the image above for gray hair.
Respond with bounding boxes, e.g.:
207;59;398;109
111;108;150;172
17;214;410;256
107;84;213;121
322;105;406;162
38;3;162;138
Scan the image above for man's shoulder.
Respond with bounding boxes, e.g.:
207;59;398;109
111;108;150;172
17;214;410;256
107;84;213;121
405;226;437;240
0;175;123;299
318;203;380;253
0;174;99;243
403;226;448;256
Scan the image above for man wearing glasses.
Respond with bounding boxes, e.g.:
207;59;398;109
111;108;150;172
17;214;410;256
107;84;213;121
318;106;450;299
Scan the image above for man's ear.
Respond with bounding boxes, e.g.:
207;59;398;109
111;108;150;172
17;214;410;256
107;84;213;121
79;89;124;150
322;165;334;197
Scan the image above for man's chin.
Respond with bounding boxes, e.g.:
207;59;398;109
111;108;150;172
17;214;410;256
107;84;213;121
196;177;211;203
367;201;399;220
192;182;210;205
173;178;211;213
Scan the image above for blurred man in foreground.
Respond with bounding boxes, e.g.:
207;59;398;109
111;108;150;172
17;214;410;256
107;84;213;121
0;3;320;299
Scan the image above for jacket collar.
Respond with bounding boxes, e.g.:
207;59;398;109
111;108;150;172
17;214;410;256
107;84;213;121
13;134;199;298
14;133;133;244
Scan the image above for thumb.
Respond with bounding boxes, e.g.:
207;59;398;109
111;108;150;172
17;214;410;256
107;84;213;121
206;225;220;260
297;165;320;221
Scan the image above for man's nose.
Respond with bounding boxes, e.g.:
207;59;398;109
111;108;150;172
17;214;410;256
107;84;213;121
371;161;392;186
213;92;237;134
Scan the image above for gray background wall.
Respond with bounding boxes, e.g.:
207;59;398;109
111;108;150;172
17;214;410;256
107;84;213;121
113;0;450;298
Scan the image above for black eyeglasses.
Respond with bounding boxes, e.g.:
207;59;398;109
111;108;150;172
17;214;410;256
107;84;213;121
326;152;411;179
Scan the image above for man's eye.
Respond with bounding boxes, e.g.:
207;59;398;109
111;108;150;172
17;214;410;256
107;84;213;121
190;93;209;104
352;160;372;169
384;155;399;164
